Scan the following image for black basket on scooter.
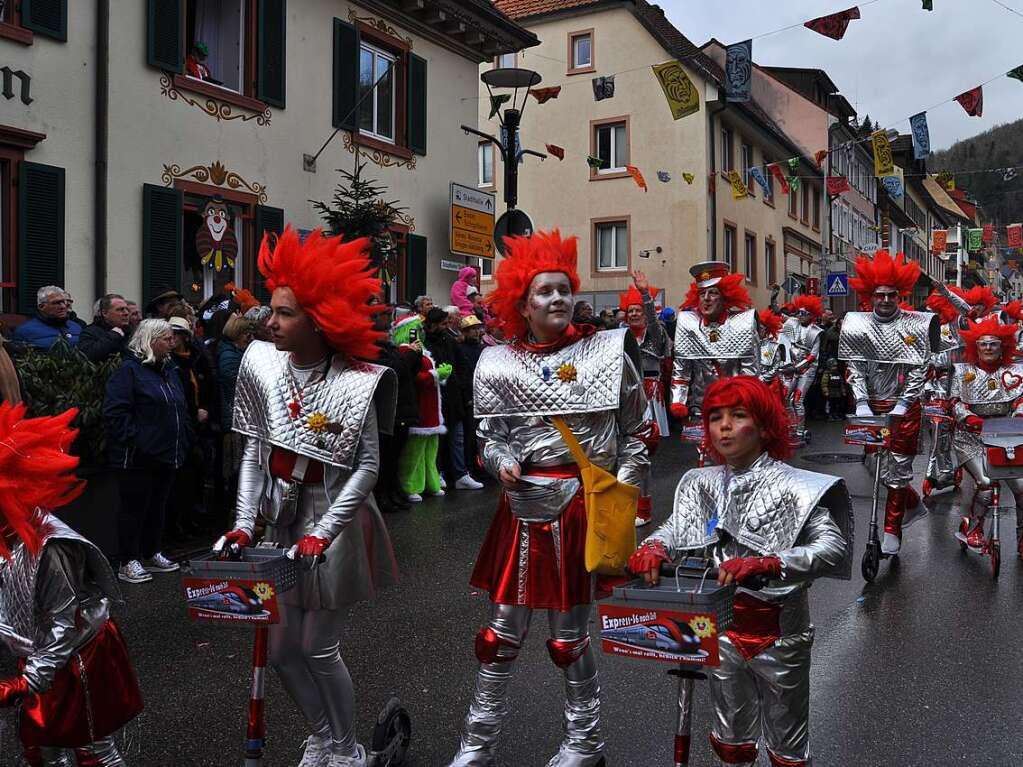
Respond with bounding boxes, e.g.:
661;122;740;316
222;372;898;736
181;546;298;625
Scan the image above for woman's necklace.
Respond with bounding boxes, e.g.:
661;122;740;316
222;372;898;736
286;356;330;420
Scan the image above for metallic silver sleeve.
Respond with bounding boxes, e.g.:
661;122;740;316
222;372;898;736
794;331;821;375
615;353;651;486
846;360;871;404
936;281;972;318
671;355;692;408
311;407;380;541
234;435;264;536
478;415;519;477
776;504;846;583
846;360;924;404
900;360;928;405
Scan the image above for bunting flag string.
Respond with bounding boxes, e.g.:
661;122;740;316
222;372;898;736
871;129;895;176
626;165;648;192
1007;224;1023;248
1009;65;1023;83
531;86;561;104
955;86;984;116
727;170;750;199
768;163;791;195
488;94;510;119
910;112;930;160
545;143;565;160
931;229;947;253
922;0;933;9
725;40;753;102
968;228;984;252
749;167;772;195
586;155;603;170
592;75;615;101
814;149;829;169
804;6;861;39
826;176;851;196
651;60;701;119
657;171;672;183
983;223;994;243
683;172;695;185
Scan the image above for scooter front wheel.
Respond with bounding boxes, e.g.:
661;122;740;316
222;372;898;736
370;697;412;766
862;540;881;582
990;540;1001;580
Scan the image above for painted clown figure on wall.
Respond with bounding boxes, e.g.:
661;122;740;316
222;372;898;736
195;196;239;273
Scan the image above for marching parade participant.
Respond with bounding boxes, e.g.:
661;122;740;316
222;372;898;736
620;270;670;526
757;308;789;395
922;290;966;496
219;227;398;767
0;404;143;767
448;230;649;767
629;376;851;767
839;250;939;556
949;316;1023;556
670;261;760;421
780;295;824;445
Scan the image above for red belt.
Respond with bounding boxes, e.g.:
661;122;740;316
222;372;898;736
726;592;782;661
270;447;325;483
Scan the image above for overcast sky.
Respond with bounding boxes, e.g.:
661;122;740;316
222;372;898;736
665;0;1023;152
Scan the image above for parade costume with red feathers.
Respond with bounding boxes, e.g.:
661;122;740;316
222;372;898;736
922;288;967;495
780;295;825;445
840;250;939;555
758;309;790;403
0;404;143;767
450;230;650;767
227;226;398;766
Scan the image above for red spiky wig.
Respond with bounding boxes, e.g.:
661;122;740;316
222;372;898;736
701;376;792;462
1004;300;1023;322
258;226;385;360
848;250;920;302
680;274;753;313
486;230;580;341
960;316;1019;367
0;404;83;560
225;282;260;314
926;290;960;325
758;309;784;339
957;285;998;316
619;284;659;310
790;294;824;319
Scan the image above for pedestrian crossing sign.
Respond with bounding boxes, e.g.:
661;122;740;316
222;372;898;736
826;273;848;297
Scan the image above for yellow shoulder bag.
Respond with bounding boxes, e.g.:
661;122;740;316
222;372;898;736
551;416;640;576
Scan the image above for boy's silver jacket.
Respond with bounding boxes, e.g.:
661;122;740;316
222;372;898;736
473;328;639;417
838;310;940;366
645;456;853;580
673;308;759;360
232;340;397;470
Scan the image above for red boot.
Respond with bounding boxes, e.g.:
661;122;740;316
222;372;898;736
965;520;987;551
882;487;907;555
635;495;652;527
922;479;933;498
905;486;920;511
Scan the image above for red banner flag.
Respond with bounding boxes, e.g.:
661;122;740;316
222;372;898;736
826;176;850;196
626;165;648;192
804;6;861;39
531;86;562;104
931;229;947;254
955;86;984;117
815;149;829;169
545;143;565;160
1008;223;1023;249
767;163;790;194
982;223;994;243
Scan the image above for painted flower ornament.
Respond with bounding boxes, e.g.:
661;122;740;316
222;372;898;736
556;363;578;383
306;412;331;434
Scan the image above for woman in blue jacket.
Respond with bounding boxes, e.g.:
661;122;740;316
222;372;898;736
103;318;193;584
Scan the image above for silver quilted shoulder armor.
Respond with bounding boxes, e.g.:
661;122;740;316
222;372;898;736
936;322;963;354
786;321;822;354
953;362;1023;405
473;328;630;417
673;308;758;361
761;340;784;368
838;310;940;365
232;341;397;469
0;515;119;657
665;457;853;580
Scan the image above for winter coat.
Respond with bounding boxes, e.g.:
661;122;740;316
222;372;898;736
425;329;465;423
12;314;82;351
450;266;479;317
78;316;128;362
216;339;246;431
171;340;217;426
456;339;483;412
409;351;446;436
103;352;193;469
377;341;422;428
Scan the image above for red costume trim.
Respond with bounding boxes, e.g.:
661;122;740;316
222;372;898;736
701;377;793;462
710;733;758;763
546;635;591;667
767;750;810;767
269;447;325;484
517;322;595;354
725;592;782;661
865;400;922;456
960;315;1019;368
848;250;920;302
925;290;960;325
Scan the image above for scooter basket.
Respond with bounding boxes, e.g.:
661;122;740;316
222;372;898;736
679;421;705;445
843;414;893;447
181;547;297;625
981;418;1023;479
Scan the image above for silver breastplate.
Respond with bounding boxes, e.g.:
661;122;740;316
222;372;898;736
955;363;1023;407
839;310;939;365
673;309;758;361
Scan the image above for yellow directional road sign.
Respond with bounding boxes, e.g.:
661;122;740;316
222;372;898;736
452;205;492;236
452;228;494;257
450;182;496;259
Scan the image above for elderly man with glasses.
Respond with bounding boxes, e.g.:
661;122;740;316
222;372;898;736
12;286;83;351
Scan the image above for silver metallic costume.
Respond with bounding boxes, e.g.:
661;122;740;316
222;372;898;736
758;337;788;386
671;309;761;416
923;322;963;491
642;455;851;766
780;318;822;442
450;328;649;767
231;340;398;765
633;290;671;437
0;516;131;767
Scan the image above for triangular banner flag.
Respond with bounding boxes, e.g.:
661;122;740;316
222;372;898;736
814;149;829;169
871;130;895;176
586;155;603;169
651;61;701;120
626;165;648;192
1008;223;1023;249
657;171;671;183
768;163;790;194
983;223;994;243
683;172;695;185
931;229;947;254
1008;65;1023;83
531;86;562;104
910;112;930;160
804;6;861;40
826;176;850;195
955;86;983;117
725;40;753;102
545;143;565;161
727;170;749;200
488;94;510;119
749;167;771;195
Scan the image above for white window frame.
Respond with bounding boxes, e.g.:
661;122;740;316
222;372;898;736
495;52;516;68
478;143;494;187
572;33;592;69
595;121;627;173
187;0;247;94
744;233;756;284
359;42;396;144
595;221;628;272
741;141;754;192
724;225;736;270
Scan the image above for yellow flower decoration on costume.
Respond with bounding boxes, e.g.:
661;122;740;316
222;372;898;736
556;363;578;383
700;271;711;281
904;335;916;345
306;412;330;434
988;379;999;391
253;582;275;601
964;371;977;383
688;616;715;639
880;428;891;439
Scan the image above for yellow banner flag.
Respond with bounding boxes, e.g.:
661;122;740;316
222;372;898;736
651;61;701;120
727;170;749;200
872;130;894;177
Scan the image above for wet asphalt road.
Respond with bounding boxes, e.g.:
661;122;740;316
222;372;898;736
1;418;1021;766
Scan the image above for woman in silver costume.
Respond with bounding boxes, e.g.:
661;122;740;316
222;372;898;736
630;376;851;767
217;227;398;767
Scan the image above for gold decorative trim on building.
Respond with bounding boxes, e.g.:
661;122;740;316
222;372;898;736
347;9;413;48
160;74;272;126
343;132;417;171
161;161;269;204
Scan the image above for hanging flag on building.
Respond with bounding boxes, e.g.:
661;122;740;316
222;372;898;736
1008;65;1023;83
546;143;565;160
531;86;562;104
1008;223;1023;249
683;172;695;185
727;170;749;200
725;40;753;102
814;149;829;169
955;86;984;117
983;223;994;243
804;6;861;40
826;176;850;195
936;170;955;191
657;170;671;183
968;228;983;252
651;61;701;120
749;167;771;195
626;165;648;192
881;174;903;199
931;229;947;254
910;112;930;160
768;163;790;194
592;75;616;101
922;0;933;10
872;129;895;176
785;158;801;191
488;94;510;119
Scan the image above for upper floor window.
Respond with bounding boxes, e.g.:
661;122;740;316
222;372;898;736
788;185;798;218
568;30;594;73
0;0;66;44
744;233;756;284
594;121;628;173
812;188;821;230
720;128;734;173
595;220;628;272
185;0;246;93
801;183;810;225
765;240;777;285
495;52;516;68
724;224;736;270
359;42;396;143
741;141;754;193
478;142;494;187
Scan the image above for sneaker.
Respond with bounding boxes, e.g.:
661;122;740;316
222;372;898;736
407;493;423;503
118;560;153;584
298;732;331;767
455;474;484;490
426;488;446;497
880;532;901;556
146;553;180;573
634;516;651;527
439;475;447;489
327;744;367;767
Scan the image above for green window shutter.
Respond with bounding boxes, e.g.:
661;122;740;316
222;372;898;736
147;0;184;73
257;0;286;108
407;234;427;302
253;205;284;302
408;53;428;156
17;162;65;315
21;0;67;42
332;18;359;131
142;184;183;309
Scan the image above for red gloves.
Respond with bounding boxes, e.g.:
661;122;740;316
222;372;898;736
718;556;782;586
0;676;29;708
670;403;689;420
222;529;252;549
964;415;984;433
627;541;670;576
295;535;331;558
